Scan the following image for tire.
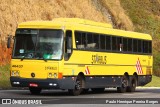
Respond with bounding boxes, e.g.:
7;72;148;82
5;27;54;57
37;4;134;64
68;75;83;96
29;87;42;95
91;88;105;93
127;76;137;92
117;75;129;93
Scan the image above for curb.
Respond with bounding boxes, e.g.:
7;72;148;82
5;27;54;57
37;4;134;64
136;87;160;89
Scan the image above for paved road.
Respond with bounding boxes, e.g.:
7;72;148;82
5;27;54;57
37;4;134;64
0;87;160;107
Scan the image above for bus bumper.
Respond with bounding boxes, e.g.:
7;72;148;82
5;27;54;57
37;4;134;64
10;77;76;89
138;75;152;86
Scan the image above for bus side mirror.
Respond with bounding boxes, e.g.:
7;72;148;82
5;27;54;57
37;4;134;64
7;35;12;48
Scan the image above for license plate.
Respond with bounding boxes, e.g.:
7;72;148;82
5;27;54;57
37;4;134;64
29;83;38;87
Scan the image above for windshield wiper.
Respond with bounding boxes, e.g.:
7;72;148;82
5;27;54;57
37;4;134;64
21;56;25;61
43;57;47;62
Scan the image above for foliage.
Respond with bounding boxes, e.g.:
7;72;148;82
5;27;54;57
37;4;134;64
153;52;160;76
145;75;160;87
0;64;11;88
120;0;160;76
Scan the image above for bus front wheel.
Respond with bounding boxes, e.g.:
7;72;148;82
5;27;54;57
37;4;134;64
29;87;42;95
68;75;83;96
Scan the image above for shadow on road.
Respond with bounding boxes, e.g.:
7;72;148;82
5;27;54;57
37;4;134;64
2;88;160;98
8;88;160;96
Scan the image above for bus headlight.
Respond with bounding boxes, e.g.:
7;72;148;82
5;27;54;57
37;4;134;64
48;73;57;78
11;71;15;76
53;73;57;78
48;73;52;78
11;71;20;76
15;71;20;76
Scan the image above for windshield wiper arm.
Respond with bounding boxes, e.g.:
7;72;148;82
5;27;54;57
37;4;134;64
43;56;47;62
21;56;25;61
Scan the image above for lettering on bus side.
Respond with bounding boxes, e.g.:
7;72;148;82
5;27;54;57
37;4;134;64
12;65;23;68
91;54;107;64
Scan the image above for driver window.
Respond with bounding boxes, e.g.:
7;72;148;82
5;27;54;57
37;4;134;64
65;30;72;60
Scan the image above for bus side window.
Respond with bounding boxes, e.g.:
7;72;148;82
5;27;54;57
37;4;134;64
138;40;142;53
93;33;99;49
117;37;122;52
148;41;152;54
65;30;72;60
123;38;127;52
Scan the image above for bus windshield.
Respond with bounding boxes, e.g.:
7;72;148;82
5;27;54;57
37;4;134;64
13;29;63;60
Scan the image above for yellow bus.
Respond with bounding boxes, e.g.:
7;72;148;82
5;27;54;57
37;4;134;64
8;18;152;95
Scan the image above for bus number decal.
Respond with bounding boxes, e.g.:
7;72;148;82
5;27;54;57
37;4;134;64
12;65;23;68
45;66;57;70
91;54;107;64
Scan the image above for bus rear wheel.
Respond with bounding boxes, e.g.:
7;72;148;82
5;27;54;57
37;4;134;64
127;76;137;92
68;75;83;96
117;75;128;93
29;87;42;95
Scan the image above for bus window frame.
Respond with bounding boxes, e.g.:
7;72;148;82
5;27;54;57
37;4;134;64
64;30;73;61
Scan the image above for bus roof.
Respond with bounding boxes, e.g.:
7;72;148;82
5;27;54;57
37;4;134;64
53;18;113;28
18;18;152;40
18;18;113;29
